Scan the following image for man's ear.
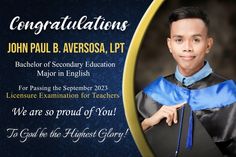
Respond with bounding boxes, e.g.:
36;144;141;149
206;37;213;54
167;38;172;53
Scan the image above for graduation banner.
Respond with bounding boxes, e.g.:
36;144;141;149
0;0;152;156
1;0;236;157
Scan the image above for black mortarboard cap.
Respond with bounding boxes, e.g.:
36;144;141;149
144;104;223;157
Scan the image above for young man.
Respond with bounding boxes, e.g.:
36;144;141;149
136;7;236;157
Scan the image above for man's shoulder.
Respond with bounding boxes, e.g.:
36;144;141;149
164;72;228;81
163;73;233;88
195;73;230;87
206;73;228;82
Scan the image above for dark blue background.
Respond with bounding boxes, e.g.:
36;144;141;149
0;0;152;156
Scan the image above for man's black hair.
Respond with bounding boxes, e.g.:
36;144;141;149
168;6;209;28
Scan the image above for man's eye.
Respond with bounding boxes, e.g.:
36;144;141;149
175;39;183;43
193;38;200;43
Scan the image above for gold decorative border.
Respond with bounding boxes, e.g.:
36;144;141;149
122;0;165;156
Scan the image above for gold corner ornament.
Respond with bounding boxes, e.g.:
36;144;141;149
122;0;165;156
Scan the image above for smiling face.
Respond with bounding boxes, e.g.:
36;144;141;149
167;18;213;76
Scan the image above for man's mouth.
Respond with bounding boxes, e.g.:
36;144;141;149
180;56;196;61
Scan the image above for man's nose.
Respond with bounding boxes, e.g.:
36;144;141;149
183;40;193;52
